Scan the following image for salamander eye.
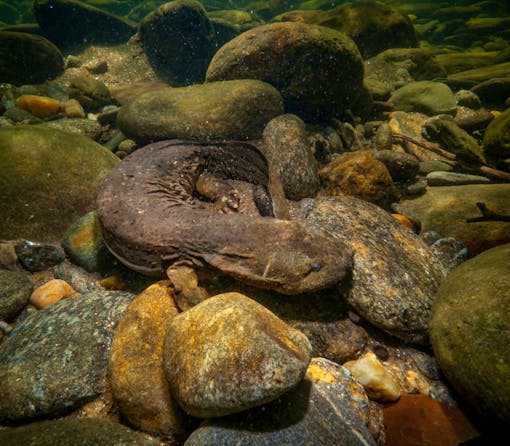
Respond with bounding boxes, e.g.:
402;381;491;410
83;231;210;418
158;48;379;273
311;262;321;272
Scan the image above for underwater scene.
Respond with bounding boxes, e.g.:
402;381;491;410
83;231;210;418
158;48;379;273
0;0;509;444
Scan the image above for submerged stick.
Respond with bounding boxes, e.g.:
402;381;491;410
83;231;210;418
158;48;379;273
391;131;510;182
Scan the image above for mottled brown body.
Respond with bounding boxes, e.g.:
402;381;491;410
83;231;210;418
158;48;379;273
96;140;352;294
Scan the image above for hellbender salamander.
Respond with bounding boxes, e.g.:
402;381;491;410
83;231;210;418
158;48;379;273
96;140;352;294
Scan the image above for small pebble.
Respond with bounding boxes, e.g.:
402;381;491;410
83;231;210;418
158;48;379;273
62;99;86;118
343;351;401;402
30;279;76;309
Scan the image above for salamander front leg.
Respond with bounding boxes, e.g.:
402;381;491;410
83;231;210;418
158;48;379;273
195;171;240;214
166;265;210;311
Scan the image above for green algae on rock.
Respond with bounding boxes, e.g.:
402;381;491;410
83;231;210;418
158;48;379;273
430;243;510;433
0;126;119;242
206;21;364;121
116;80;284;144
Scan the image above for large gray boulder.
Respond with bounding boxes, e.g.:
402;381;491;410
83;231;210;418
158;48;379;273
206;22;364;121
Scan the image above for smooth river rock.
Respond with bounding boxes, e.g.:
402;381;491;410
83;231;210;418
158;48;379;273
108;281;191;441
430;243;510;433
0;125;119;242
116;80;284;144
184;357;377;446
163;292;312;418
206;21;364;120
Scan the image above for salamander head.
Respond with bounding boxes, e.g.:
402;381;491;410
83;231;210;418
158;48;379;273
204;219;353;295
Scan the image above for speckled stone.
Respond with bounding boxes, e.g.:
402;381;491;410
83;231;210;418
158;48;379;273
0;269;33;321
262;114;320;200
0;418;164;446
184;357;378;446
109;281;192;441
298;196;444;344
0;290;134;423
163;292;312;418
14;240;65;272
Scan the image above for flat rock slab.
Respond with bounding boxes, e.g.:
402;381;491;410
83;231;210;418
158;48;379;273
0;290;134;423
297;196;444;344
394;184;510;256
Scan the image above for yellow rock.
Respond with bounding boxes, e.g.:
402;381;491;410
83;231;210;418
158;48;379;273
15;94;63;118
30;279;76;309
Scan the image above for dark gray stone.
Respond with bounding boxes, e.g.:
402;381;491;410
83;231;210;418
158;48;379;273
0;270;33;322
33;0;135;50
0;418;163;445
14;241;65;272
184;362;377;446
0;290;134;423
139;0;216;86
0;31;64;85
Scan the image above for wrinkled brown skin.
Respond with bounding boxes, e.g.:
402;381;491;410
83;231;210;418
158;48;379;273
96;140;352;294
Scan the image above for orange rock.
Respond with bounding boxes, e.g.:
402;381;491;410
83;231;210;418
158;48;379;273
383;394;479;446
30;279;76;309
391;213;415;230
15;94;63;118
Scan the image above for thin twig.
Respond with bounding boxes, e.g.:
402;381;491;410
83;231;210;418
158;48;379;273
391;131;510;182
466;202;510;223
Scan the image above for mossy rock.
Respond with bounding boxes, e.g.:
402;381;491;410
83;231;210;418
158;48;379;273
116;79;284;144
430;243;510;432
206;21;363;120
0;31;64;85
0;126;119;242
483;107;510;159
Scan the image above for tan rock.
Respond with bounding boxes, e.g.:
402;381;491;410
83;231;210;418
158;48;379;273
108;281;190;441
30;279;76;309
163;292;312;418
343;351;401;402
319;151;398;208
